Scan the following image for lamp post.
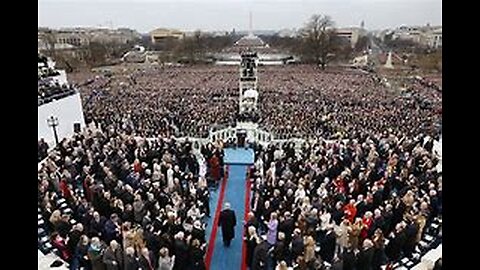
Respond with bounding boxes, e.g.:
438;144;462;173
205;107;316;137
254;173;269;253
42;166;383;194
47;116;59;145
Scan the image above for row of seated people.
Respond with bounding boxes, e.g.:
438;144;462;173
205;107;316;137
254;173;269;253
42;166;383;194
39;67;60;80
38;83;76;106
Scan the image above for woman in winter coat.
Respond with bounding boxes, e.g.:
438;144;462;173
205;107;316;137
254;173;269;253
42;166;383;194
334;218;351;255
304;236;317;265
348;218;363;250
50;232;71;262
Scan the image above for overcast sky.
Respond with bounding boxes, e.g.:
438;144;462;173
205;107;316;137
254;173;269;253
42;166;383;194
38;0;442;33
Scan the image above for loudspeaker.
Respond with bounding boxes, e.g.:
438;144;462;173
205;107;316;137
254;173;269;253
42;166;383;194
73;123;81;133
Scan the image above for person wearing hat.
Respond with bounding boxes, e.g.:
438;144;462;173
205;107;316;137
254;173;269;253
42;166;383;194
218;202;237;247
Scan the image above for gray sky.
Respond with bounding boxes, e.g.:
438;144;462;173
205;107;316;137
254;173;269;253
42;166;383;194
38;0;442;33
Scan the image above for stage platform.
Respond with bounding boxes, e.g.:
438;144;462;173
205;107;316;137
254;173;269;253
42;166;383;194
224;148;254;165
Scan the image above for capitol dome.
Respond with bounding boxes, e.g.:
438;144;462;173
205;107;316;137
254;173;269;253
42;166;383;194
234;33;266;48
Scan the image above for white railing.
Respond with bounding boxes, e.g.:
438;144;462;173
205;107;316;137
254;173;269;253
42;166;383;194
208;123;275;147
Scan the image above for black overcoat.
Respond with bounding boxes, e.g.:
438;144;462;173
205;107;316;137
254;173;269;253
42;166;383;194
218;209;236;241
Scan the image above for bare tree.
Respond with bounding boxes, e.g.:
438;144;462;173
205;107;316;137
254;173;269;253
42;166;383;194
43;32;58;58
300;14;335;69
355;35;369;53
86;42;108;67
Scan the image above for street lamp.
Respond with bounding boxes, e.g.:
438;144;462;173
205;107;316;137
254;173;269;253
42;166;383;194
47;116;59;145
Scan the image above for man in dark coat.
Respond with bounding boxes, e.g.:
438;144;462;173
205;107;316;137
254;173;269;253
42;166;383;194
218;202;236;247
67;223;84;256
124;247;139;270
245;229;258;269
103;240;123;270
403;221;419;258
386;223;407;261
278;211;295;245
190;239;206;270
342;247;357;270
251;236;269;270
56;214;73;238
291;229;305;263
273;232;288;265
104;214;121;244
356;239;375;270
172;232;190;270
89;211;107;238
320;227;336;263
245;212;260;235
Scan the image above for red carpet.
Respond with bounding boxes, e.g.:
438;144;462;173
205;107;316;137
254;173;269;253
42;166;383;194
241;167;252;270
205;166;229;269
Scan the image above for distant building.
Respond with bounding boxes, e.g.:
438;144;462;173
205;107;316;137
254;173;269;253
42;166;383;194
150;28;185;44
277;28;298;38
38;27;141;48
426;27;442;49
392;26;423;43
391;25;442;48
54;30;90;46
335;27;367;48
234;33;267;48
38;27;141;64
37;32;86;60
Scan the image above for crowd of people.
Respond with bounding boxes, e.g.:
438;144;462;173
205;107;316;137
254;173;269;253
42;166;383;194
38;53;77;106
69;65;239;138
69;64;441;141
38;81;77;106
257;66;441;140
38;127;227;270
38;59;442;269
39;67;61;79
413;76;442;93
242;131;442;269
